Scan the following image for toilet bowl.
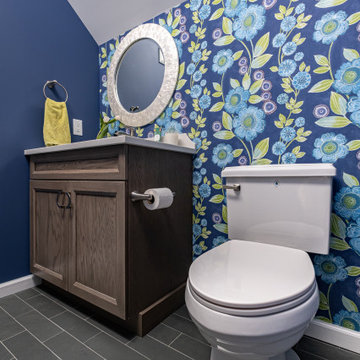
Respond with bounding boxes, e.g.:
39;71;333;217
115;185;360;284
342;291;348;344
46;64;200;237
185;164;335;360
185;240;319;360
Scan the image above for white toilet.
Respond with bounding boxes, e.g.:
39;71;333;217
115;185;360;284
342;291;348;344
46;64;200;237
185;164;336;360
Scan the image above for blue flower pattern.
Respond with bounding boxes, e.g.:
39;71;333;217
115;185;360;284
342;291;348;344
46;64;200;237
233;106;265;141
212;49;234;74
224;87;250;114
313;133;349;163
212;143;234;167
233;5;266;41
314;255;348;284
334;310;360;331
224;0;246;18
313;11;349;45
98;0;360;332
334;59;360;95
334;187;360;220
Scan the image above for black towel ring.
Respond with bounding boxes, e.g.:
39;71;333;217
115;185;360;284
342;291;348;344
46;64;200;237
43;80;69;103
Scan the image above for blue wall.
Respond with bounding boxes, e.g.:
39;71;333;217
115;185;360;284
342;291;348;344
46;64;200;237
99;0;360;332
0;0;99;283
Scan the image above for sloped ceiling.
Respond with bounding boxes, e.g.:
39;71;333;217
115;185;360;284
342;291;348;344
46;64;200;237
67;0;182;45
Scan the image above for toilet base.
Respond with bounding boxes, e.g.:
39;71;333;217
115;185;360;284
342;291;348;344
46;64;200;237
210;348;300;360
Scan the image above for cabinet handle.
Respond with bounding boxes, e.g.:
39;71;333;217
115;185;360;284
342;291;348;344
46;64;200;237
64;192;71;209
56;191;71;209
56;191;65;209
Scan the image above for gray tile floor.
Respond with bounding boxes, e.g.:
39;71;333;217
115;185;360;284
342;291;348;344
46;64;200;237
0;286;358;360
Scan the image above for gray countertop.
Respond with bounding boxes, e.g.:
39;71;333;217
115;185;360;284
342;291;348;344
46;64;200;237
24;135;196;156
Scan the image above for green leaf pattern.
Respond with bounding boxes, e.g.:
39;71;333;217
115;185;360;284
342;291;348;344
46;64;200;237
98;0;360;332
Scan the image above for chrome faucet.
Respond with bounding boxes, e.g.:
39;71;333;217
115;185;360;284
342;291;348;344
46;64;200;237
130;106;139;112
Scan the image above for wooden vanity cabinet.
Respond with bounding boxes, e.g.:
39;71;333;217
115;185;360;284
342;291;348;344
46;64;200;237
28;143;193;335
31;180;126;318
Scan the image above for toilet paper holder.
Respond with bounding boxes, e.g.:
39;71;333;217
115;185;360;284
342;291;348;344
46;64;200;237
131;190;176;202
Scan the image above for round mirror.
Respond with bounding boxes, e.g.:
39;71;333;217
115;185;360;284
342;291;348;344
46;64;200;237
116;39;165;113
108;24;179;128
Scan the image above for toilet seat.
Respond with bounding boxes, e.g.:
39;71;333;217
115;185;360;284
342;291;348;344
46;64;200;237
188;279;317;316
189;240;316;314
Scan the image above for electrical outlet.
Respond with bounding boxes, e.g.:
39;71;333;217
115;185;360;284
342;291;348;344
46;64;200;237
73;118;83;136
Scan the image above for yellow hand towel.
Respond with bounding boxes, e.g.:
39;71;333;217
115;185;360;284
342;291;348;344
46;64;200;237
43;98;71;146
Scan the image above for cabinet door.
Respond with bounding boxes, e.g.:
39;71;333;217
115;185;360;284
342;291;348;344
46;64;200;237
68;181;126;319
30;180;70;289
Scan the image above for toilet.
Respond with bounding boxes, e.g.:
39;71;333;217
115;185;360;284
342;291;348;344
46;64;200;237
185;164;336;360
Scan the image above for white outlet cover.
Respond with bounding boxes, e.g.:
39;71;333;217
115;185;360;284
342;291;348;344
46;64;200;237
73;118;83;136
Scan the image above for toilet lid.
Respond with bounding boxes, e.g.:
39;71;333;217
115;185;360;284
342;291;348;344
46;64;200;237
189;240;315;309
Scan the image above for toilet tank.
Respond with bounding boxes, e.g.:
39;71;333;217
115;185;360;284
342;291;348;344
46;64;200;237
221;164;336;254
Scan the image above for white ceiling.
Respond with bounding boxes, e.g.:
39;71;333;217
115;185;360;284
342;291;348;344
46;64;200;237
67;0;182;45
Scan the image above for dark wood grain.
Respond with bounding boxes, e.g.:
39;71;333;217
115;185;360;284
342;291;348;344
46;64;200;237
28;143;193;335
127;146;193;325
30;146;127;180
68;181;126;319
30;180;69;289
138;283;186;336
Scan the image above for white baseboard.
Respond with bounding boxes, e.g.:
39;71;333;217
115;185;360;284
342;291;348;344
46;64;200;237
0;275;41;298
305;318;360;354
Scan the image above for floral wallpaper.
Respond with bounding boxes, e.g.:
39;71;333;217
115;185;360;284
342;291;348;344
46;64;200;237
99;0;360;332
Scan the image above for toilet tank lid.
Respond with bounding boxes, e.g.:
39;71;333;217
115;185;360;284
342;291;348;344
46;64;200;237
222;163;336;178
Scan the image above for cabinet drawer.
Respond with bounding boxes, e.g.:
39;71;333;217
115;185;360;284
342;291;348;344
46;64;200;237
30;146;126;180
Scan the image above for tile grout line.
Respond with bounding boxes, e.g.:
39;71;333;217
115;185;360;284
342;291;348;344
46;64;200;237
80;317;138;350
125;338;134;345
12;295;107;360
1;330;27;343
168;332;183;346
35;289;202;353
17;288;41;302
40;329;65;344
80;317;152;359
160;321;209;346
146;334;196;360
85;333;152;360
14;294;105;358
19;289;198;360
31;290;92;321
16;293;150;360
83;331;105;344
0;340;18;360
171;330;211;348
32;288;192;360
35;288;98;321
2;307;35;320
27;292;76;316
0;305;62;360
48;310;68;320
160;321;184;333
173;312;193;323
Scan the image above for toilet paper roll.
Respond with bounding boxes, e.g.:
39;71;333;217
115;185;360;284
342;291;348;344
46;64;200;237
143;188;174;210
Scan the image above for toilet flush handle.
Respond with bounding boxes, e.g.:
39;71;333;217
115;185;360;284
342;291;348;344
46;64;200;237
223;184;241;192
